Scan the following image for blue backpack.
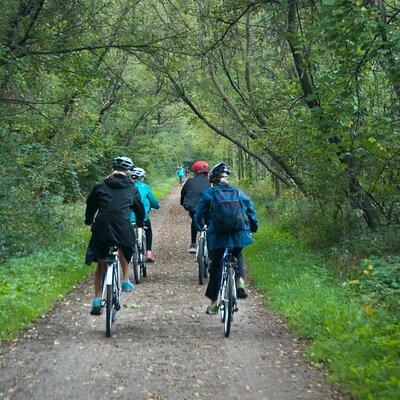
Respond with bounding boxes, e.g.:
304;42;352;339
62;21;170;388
211;186;246;233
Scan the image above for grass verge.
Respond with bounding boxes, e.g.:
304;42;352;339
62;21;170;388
0;178;175;342
245;223;400;400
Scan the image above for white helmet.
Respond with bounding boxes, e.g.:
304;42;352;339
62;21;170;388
131;167;146;179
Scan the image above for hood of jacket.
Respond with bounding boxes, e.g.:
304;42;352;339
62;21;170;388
104;174;131;189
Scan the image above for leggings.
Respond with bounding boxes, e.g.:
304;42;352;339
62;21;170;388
144;220;153;250
188;210;197;244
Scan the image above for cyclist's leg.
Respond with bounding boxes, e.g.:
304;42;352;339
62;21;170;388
144;220;153;250
145;220;155;262
188;210;197;252
94;259;107;297
232;247;247;298
205;248;224;302
119;248;135;291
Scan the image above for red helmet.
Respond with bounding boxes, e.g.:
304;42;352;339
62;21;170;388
192;161;209;175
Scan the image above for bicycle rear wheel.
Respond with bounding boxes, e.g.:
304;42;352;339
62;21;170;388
224;273;234;337
106;281;113;337
141;231;147;278
197;237;205;285
132;242;141;284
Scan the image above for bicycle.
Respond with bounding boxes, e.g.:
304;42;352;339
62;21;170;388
218;249;239;337
196;227;209;285
101;246;121;337
131;224;147;284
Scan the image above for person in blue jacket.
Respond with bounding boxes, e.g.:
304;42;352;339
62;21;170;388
194;163;258;314
130;167;160;262
176;165;186;185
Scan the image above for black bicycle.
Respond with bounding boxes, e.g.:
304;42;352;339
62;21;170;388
102;246;121;337
196;227;209;285
131;224;147;284
218;249;239;337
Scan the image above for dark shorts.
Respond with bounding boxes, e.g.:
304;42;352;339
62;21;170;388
85;243;133;264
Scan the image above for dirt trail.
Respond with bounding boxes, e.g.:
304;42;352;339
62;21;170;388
0;186;343;400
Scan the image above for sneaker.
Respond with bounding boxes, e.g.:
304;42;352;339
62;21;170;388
121;279;135;292
90;297;103;315
206;304;219;314
236;278;248;299
146;250;155;263
188;243;197;254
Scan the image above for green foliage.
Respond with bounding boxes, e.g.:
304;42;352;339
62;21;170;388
246;221;400;399
0;213;91;342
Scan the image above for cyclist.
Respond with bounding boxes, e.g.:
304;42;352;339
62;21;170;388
176;165;186;185
180;160;210;253
130;167;160;262
194;162;258;313
85;156;145;315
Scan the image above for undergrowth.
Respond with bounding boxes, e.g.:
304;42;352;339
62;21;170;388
245;222;400;399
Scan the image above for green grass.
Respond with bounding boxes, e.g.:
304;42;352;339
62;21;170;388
0;178;175;342
245;223;400;399
0;224;91;342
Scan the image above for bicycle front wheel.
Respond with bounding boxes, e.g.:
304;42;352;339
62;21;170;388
197;237;205;285
224;273;234;337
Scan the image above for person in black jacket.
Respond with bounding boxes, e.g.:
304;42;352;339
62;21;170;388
180;161;211;253
85;156;145;315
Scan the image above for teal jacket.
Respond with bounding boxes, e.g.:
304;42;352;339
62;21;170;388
130;181;160;222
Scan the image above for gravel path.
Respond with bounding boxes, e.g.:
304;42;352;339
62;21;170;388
0;186;344;400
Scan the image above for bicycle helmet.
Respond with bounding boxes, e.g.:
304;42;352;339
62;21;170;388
209;162;230;183
131;167;146;179
192;161;209;175
112;156;134;171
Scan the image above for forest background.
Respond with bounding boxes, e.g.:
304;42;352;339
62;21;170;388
0;0;399;399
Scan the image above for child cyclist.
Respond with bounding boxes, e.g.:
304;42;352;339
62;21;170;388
194;163;258;313
85;156;145;315
130;167;160;262
180;160;211;253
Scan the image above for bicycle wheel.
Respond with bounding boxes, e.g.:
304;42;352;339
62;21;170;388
141;231;147;278
106;280;113;337
132;241;141;284
197;237;205;285
224;272;234;337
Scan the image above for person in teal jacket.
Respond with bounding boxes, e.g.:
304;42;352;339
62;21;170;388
130;167;160;262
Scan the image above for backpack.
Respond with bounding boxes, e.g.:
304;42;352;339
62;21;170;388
211;186;247;233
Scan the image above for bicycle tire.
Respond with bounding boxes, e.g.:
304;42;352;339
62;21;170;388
203;251;209;279
141;231;147;278
224;272;234;337
106;282;113;337
132;242;141;284
198;237;205;285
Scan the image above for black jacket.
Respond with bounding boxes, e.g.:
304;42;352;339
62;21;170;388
85;174;145;264
180;174;211;211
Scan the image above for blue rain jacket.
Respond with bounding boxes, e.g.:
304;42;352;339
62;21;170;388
130;181;160;222
194;183;258;250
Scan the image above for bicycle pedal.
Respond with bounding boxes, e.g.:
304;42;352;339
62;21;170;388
115;302;121;311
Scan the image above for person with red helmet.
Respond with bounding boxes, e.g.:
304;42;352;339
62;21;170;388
180;161;211;253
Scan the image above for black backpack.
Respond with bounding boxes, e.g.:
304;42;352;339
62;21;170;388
211;186;247;233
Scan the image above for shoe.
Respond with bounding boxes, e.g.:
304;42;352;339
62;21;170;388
188;243;197;254
236;287;248;299
121;279;135;292
236;278;248;299
146;250;155;263
206;304;219;314
90;297;103;315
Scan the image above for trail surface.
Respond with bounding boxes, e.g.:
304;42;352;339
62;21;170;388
0;187;343;400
